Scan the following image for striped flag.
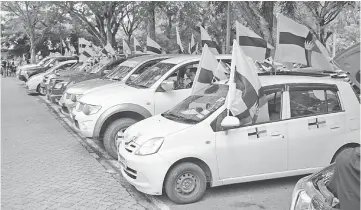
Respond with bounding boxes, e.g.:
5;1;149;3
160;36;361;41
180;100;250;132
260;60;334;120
192;44;229;94
176;27;184;53
190;34;198;54
226;40;267;125
146;36;162;54
102;43;116;56
79;38;91;54
236;21;274;62
200;26;219;54
188;43;191;54
275;14;333;71
123;39;132;58
134;37;143;54
79;46;95;62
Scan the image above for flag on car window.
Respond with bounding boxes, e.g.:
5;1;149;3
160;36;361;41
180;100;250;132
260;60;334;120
176;27;184;54
192;44;228;94
79;46;95;62
134;37;143;54
79;38;91;54
200;26;219;54
275;14;333;71
123;39;132;58
146;36;162;54
101;43;116;56
236;21;274;62
226;40;268;125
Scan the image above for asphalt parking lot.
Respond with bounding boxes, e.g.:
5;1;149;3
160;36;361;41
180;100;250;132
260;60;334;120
2;77;305;210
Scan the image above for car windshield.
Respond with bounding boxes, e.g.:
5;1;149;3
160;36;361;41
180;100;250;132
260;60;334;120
44;58;55;67
162;84;228;124
38;57;52;66
89;60;109;74
104;60;139;80
126;63;175;88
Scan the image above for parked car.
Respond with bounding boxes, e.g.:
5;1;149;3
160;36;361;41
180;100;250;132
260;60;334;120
70;55;232;159
25;60;78;94
60;54;174;116
40;62;91;97
18;55;78;82
46;57;125;104
117;71;360;204
16;56;53;76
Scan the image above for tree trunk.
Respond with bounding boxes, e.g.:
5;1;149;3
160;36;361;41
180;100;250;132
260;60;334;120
148;3;156;39
29;34;36;64
166;13;172;39
261;1;274;45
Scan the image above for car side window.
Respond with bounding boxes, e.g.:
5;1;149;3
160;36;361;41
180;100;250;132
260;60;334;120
289;88;342;118
166;62;199;90
213;87;283;132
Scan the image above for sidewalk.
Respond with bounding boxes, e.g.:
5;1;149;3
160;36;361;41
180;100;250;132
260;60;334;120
1;78;151;210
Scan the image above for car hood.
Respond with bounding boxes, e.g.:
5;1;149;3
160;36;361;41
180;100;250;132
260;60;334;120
334;43;360;88
27;72;46;83
23;66;45;71
66;78;116;95
124;115;192;145
79;84;147;105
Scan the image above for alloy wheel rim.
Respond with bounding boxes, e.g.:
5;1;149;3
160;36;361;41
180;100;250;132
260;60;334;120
175;172;199;196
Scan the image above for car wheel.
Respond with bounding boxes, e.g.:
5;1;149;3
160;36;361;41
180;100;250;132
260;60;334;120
103;118;138;159
36;84;41;94
165;162;207;204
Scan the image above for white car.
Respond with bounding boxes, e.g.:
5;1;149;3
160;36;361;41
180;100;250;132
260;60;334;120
70;55;232;158
25;60;77;94
117;73;360;204
61;55;173;116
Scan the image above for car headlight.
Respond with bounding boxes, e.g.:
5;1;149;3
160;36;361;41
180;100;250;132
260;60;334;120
293;190;311;210
71;94;82;102
82;104;101;115
54;82;69;89
135;137;164;156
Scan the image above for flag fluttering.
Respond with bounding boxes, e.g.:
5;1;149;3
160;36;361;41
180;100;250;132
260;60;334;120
200;26;219;54
79;38;91;53
123;39;132;58
101;43;116;56
146;36;162;54
176;27;184;53
275;14;333;71
192;44;228;94
226;40;268;125
79;46;95;62
190;34;198;54
236;21;274;62
134;37;143;54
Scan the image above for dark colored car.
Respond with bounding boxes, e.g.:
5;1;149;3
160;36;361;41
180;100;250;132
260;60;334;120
18;56;78;82
46;57;125;104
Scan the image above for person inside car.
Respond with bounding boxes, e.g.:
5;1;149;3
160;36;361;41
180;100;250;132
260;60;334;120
184;67;197;88
327;147;360;210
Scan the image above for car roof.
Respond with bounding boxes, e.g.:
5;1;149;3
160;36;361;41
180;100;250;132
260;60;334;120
161;54;232;64
259;75;345;86
127;54;177;62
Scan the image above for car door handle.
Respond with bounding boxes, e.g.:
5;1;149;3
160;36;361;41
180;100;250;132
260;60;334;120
271;132;284;138
331;125;340;130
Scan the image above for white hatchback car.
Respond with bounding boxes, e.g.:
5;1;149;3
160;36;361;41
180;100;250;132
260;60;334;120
71;55;232;159
117;74;360;204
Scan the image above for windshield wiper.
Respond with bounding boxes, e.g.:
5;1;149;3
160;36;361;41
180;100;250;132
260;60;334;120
162;113;198;123
126;81;147;88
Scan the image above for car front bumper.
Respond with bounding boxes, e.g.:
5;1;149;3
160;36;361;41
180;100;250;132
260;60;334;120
19;74;27;82
118;146;169;195
71;109;98;138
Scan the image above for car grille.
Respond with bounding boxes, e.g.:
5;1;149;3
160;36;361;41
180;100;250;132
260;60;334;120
123;167;137;179
124;141;138;153
61;106;69;114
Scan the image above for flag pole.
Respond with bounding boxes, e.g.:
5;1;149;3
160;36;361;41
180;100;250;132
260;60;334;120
225;1;231;54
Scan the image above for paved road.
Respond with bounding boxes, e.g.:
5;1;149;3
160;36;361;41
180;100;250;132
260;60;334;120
1;78;156;210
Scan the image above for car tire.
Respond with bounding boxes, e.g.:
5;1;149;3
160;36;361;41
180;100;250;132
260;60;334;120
164;162;207;204
36;84;41;94
103;118;138;159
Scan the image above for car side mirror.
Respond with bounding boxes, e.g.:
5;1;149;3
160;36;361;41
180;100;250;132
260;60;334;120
221;116;240;130
160;80;175;91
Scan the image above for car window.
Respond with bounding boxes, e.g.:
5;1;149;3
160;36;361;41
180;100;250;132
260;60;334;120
165;62;199;90
289;88;342;118
212;86;284;132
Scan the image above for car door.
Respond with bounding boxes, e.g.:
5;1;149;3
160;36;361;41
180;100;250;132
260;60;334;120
215;85;288;181
286;83;346;170
153;62;198;114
